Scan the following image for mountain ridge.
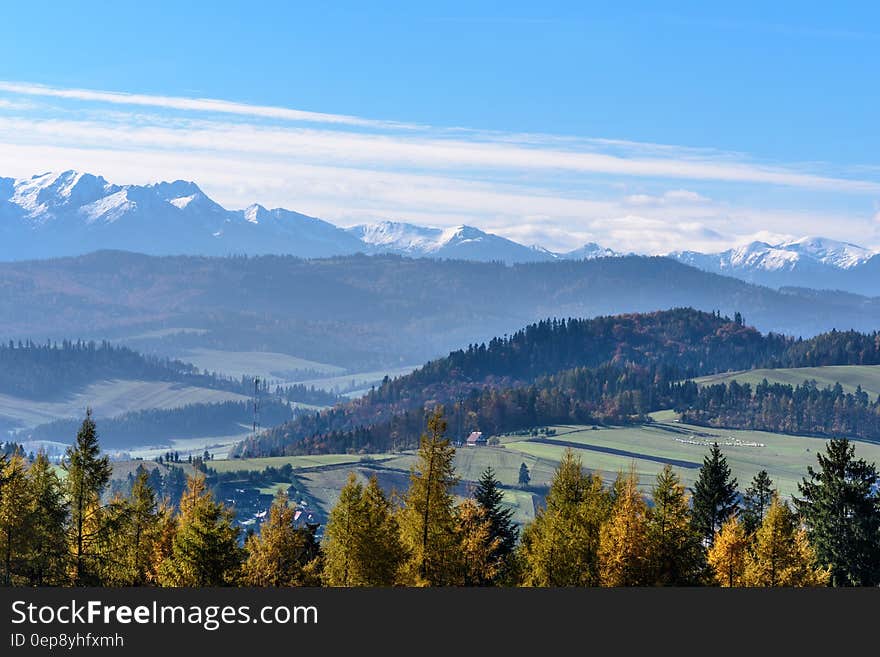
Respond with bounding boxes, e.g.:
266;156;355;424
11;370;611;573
1;170;877;294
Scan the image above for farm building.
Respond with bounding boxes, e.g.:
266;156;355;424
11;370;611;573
465;431;486;446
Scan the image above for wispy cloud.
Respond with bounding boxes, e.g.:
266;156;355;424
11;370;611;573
0;80;877;252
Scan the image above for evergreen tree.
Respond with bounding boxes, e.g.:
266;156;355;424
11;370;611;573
598;468;649;586
24;453;68;585
794;438;880;586
745;496;828;587
0;454;30;585
645;465;703;585
323;475;404;586
741;470;774;534
691;443;738;546
707;516;749;587
397;408;459;586
519;449;611;586
518;462;531;488
159;476;243;586
244;490;320;586
62;410;112;585
473;467;518;572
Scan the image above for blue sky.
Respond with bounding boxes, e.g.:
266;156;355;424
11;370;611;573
0;1;877;252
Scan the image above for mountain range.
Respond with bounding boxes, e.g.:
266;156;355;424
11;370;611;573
1;171;877;295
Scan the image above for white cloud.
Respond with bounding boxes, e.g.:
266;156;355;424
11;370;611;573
0;80;877;253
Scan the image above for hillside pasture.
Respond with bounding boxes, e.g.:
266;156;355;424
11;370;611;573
694;365;880;398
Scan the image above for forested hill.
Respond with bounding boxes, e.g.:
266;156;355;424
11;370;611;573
3;251;880;372
236;308;880;457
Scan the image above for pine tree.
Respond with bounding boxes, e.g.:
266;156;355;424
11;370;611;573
159;475;243;586
794;438;880;586
518;462;531;488
323;475;404;586
473;467;518;573
745;496;828;587
397;408;459;586
62;410;112;585
598;467;649;586
707;516;749;587
645;465;703;585
24;453;68;585
741;470;774;534
0;454;30;585
691;443;738;546
519;449;612;586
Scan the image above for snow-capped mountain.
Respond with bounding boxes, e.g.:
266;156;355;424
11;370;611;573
669;237;879;296
347;220;553;263
562;242;621;260
1;171;877;296
0;171;364;260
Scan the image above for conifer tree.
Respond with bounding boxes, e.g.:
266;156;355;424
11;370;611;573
707;516;748;587
691;443;738;546
24;453;68;585
323;475;404;586
159;475;243;586
398;408;459;586
63;410;112;585
741;470;774;534
0;454;30;585
598;467;649;586
794;438;880;586
518;462;530;488
473;467;518;571
519;449;611;586
645;465;703;585
454;498;501;586
118;469;162;585
745;496;828;587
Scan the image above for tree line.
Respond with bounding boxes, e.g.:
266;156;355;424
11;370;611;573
2;408;878;587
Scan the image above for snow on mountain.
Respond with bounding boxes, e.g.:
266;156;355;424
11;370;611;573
348;221;554;263
0;170;876;289
563;242;621;260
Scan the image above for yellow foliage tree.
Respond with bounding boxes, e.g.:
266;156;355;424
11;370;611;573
707;516;749;587
598;467;649;586
744;496;829;587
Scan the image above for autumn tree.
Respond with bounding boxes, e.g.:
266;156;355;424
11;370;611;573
741;470;774;534
598;467;649;586
645;465;703;585
794;438;880;586
24;453;68;585
0;454;30;585
691;443;738;546
453;498;501;586
323;475;404;587
63;410;112;585
398;408;459;586
707;516;749;587
744;496;828;587
519;449;611;586
113;468;162;586
159;475;243;586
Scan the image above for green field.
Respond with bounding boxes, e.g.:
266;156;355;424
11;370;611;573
695;365;880;398
209;453;397;473
0;379;249;431
500;420;880;497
